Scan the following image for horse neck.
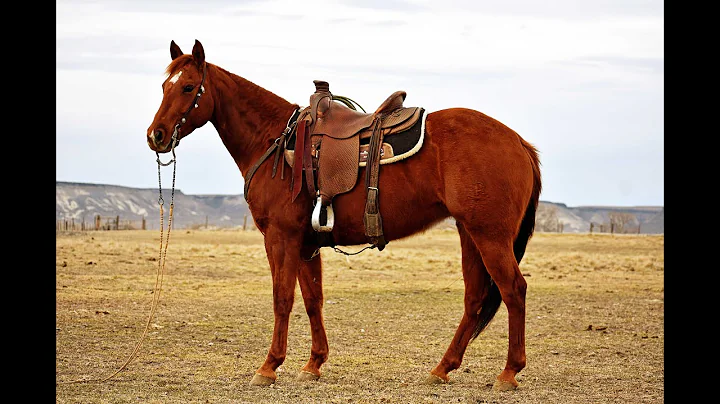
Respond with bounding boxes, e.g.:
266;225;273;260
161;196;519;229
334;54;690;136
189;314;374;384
207;64;297;176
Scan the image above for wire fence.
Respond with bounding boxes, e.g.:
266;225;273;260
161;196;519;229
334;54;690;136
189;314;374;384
56;214;255;232
55;215;147;232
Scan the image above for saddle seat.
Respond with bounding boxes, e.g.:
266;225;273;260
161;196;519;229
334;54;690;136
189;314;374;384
309;81;408;140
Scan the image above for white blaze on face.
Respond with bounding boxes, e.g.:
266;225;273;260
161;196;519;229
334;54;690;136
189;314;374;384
169;70;182;85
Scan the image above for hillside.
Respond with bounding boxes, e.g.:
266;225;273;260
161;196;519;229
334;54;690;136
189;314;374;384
56;182;663;233
56;182;252;229
540;201;664;233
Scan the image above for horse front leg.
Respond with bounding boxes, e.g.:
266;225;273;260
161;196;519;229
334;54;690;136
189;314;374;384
296;251;329;381
249;230;301;386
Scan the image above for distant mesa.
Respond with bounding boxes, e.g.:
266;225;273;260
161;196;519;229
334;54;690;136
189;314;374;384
56;181;253;230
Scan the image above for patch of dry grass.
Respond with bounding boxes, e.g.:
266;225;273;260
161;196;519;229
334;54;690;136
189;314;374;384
56;229;663;403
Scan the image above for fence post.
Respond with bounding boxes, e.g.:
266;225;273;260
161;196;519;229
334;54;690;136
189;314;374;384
243;214;248;231
95;215;100;230
115;215;120;230
142;216;146;230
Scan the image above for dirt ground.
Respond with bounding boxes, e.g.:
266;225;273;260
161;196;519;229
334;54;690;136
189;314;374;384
56;228;664;403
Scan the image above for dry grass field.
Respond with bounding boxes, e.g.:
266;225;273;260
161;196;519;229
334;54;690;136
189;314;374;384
56;228;664;403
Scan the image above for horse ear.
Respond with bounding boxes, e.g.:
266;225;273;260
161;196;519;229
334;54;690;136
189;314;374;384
192;39;205;66
170;40;183;60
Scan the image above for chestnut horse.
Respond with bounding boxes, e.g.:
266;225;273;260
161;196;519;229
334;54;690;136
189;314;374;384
147;40;541;391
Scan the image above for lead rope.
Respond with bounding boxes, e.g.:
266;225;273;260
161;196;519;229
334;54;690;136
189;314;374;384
59;146;177;385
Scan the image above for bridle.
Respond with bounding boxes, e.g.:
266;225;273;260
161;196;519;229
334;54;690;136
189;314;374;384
156;62;208;166
154;61;209;283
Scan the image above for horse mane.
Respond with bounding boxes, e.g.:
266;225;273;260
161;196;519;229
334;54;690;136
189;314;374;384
164;54;194;76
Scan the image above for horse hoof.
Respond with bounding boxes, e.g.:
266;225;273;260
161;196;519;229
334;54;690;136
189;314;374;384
249;373;275;387
424;373;449;384
297;370;320;381
492;378;518;391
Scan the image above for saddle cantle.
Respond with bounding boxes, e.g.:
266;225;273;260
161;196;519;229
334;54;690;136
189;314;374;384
288;80;426;250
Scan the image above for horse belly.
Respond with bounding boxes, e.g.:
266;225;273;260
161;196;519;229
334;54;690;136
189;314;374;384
329;157;449;246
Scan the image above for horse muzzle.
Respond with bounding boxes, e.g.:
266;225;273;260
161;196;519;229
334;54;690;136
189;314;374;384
147;127;179;152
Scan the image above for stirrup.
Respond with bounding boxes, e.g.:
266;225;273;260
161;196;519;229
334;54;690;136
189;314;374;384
311;196;334;232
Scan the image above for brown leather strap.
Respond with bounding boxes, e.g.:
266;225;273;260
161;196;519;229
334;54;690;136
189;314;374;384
363;118;386;250
271;132;286;179
291;120;307;202
303;126;316;198
244;108;301;202
243;140;279;203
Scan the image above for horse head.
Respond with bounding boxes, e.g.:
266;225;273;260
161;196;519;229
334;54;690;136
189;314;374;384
147;39;214;153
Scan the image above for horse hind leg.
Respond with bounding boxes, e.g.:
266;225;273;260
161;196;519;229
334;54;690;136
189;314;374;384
465;226;528;391
426;222;502;384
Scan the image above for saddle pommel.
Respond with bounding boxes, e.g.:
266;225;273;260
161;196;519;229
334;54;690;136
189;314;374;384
310;80;332;121
313;80;330;93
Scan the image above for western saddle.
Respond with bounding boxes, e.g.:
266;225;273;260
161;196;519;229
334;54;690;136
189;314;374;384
244;80;424;251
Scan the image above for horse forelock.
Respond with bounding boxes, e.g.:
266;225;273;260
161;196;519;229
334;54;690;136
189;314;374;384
164;54;194;77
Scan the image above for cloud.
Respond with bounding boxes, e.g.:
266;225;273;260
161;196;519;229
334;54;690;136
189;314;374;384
56;0;664;206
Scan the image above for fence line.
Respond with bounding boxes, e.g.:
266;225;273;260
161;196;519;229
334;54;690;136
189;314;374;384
56;214;255;232
56;215;147;232
589;222;642;234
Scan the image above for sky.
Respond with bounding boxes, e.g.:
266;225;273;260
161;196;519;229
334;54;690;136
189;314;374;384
56;0;664;207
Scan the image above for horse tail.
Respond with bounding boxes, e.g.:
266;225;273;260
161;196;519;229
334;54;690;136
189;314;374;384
513;137;542;264
470;136;542;342
471;279;502;341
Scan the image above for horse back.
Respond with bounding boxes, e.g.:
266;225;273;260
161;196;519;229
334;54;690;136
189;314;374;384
328;107;538;245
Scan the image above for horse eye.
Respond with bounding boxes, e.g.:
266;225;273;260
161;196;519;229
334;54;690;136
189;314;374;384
183;84;194;93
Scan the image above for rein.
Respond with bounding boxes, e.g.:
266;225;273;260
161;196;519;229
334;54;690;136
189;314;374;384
59;153;177;386
59;63;207;385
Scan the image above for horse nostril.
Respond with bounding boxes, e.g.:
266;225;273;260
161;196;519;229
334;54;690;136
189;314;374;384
153;129;164;143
